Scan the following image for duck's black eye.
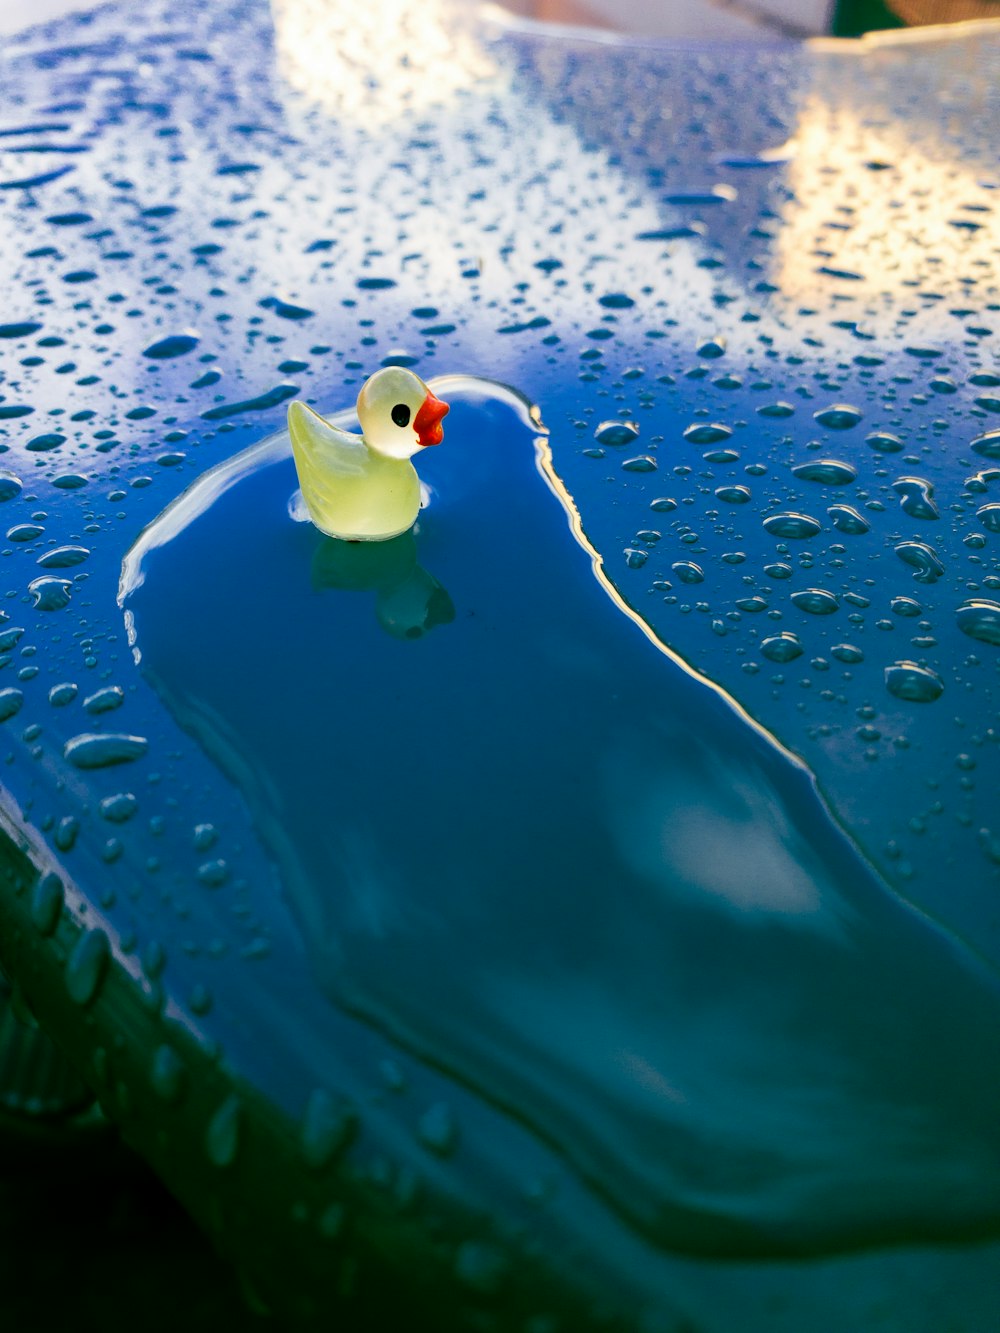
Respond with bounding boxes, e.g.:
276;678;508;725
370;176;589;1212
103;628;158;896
391;403;411;428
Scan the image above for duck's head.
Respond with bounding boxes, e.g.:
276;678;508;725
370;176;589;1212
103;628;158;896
356;367;449;461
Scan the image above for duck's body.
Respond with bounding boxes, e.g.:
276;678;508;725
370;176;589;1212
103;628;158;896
288;369;449;542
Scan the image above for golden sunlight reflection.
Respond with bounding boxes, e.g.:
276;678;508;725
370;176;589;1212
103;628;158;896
771;81;994;309
269;0;498;123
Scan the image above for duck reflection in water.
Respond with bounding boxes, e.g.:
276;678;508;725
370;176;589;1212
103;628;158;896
311;530;454;642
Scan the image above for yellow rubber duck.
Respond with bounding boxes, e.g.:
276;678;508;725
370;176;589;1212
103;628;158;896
287;368;449;541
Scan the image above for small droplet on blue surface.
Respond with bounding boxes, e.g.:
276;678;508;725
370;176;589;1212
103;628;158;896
150;1045;186;1103
84;686;124;714
30;872;63;936
761;632;804;663
792;460;857;485
756;401;795;419
37;545;89;568
28;577;71;611
454;1241;507;1295
649;497;676;512
814;404;863;430
891;597;922;618
763;512;821;539
976;503;1000;533
893;476;940;520
956;599;1000;645
0;689;24;723
683;422;731;445
300;1088;357;1170
885;661;944;703
827;504;870;534
671;561;704;584
48;682;77;707
143;333;200;360
791;589;839;615
715;485;751;503
0;472;23;502
622;456;656;472
64;733;148;768
971;429;1000;459
206;1094;243;1167
418;1101;459;1156
65;928;110;1006
866;431;905;453
832;643;864;663
696;335;726;359
100;792;137;823
595;420;639;446
895;541;945;584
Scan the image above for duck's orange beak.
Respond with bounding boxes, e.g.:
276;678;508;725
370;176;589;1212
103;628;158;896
414;390;449;448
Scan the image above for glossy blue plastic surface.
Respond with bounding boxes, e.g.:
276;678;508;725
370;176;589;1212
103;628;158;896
0;2;998;1328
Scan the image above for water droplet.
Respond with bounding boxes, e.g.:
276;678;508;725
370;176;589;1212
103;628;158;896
259;296;314;320
893;476;940;520
36;544;89;569
65;928;110;1006
0;472;23;502
715;485;751;504
598;292;634;309
64;733;148;768
696;335;726;359
0;689;24;723
30;872;63;936
792;460;857;485
300;1089;357;1170
84;686;124;714
625;548;648;569
761;632;804;663
193;823;217;851
150;1045;185;1103
418;1101;459;1156
682;422;731;445
28;577;72;611
595;420;639;446
891;597;922;618
866;431;905;454
622;456;656;472
763;512;821;539
48;682;77;707
206;1095;242;1167
100;793;137;823
454;1241;507;1294
895;541;945;584
831;643;864;663
814;404;863;430
827;504;870;534
885;661;944;703
971;429;1000;459
197;859;228;887
956;599;1000;645
975;503;1000;533
791;589;839;615
26;433;66;454
757;402;795;419
671;561;704;584
143;333;200;360
649;497;676;513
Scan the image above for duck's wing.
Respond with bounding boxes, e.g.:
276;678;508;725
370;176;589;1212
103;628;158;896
288;400;368;490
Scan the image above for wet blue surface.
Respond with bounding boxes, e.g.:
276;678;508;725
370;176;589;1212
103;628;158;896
0;1;999;1328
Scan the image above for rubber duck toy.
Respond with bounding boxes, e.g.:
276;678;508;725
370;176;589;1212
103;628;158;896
287;368;449;541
